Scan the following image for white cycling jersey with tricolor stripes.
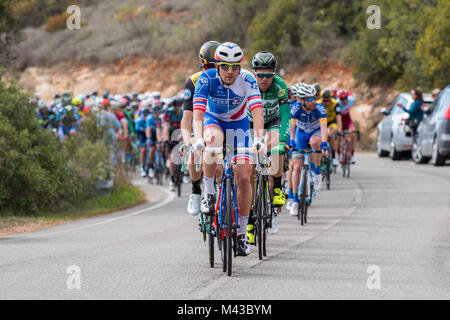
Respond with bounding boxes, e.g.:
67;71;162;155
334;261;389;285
192;68;263;122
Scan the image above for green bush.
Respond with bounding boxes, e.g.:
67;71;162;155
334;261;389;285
0;71;115;215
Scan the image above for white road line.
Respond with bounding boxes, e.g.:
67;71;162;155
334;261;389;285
1;187;177;242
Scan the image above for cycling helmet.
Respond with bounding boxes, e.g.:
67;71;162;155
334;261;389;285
252;51;277;71
321;89;332;100
292;83;316;99
215;42;244;63
338;90;349;99
102;91;110;98
72;98;82;106
199;41;220;67
313;83;321;93
151;104;162;113
37;100;46;109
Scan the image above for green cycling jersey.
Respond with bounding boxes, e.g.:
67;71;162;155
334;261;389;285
247;74;291;143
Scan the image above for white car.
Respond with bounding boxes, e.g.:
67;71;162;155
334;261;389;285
377;92;433;160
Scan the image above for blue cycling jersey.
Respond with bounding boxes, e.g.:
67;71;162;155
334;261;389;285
193;68;263;122
135;109;148;132
291;101;327;133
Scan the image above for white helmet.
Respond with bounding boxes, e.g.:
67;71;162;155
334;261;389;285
215;42;244;63
292;82;316;99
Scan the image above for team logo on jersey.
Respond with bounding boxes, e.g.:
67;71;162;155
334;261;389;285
244;74;258;89
195;77;208;93
184;88;192;100
278;89;286;98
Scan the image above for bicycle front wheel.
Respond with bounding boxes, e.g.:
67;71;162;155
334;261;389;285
226;178;233;276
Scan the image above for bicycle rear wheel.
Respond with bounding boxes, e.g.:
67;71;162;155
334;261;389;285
208;220;214;268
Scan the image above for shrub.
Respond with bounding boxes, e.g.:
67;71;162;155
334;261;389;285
0;71;116;215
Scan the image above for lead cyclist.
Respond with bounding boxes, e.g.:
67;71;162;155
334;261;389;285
192;42;266;257
247;51;291;239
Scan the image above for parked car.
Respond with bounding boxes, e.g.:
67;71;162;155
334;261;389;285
412;85;450;166
377;92;433;160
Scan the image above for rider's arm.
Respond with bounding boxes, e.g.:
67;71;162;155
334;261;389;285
181;77;195;146
317;104;328;143
337;114;343;134
192;73;210;142
279;101;291;143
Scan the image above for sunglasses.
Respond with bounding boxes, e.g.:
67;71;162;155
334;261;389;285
255;72;275;79
304;97;317;102
218;63;241;72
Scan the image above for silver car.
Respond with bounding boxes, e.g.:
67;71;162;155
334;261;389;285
376;92;433;160
412;85;450;166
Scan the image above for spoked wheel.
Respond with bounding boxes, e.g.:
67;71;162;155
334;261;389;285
255;175;264;260
208;231;214;268
226;178;233;277
326;158;331;190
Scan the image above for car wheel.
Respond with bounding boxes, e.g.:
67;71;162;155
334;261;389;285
389;135;402;160
377;132;389;157
431;137;446;166
412;135;430;164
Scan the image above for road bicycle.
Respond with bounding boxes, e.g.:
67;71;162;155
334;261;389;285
204;145;254;277
252;146;273;260
338;130;360;178
320;142;333;190
294;148;318;226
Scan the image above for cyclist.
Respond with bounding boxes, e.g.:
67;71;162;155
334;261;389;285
146;102;163;179
192;42;266;256
337;90;356;164
286;87;297;211
135;101;151;177
37;100;57;129
162;97;183;191
247;51;290;238
313;83;322;100
181;40;220;216
317;89;342;166
289;83;329;216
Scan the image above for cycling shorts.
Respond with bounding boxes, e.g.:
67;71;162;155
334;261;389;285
204;112;253;163
249;117;281;132
328;122;338;132
293;128;321;156
136;130;147;147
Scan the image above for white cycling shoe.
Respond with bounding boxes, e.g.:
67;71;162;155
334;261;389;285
268;216;278;234
187;193;201;216
286;198;293;211
289;202;299;216
313;174;321;192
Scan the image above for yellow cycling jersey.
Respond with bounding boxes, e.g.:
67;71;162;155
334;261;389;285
317;98;340;124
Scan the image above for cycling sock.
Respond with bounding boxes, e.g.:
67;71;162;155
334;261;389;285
191;179;201;195
288;188;293;199
273;176;282;190
293;193;299;203
314;165;321;175
238;215;249;235
203;176;215;195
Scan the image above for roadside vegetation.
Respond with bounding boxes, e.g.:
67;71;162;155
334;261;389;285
1;0;448;91
0;71;145;228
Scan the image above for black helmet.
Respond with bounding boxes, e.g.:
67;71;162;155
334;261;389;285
252;51;277;71
199;41;220;67
322;89;332;100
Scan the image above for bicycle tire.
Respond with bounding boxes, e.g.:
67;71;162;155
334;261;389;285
326;157;331;190
208;228;214;268
262;183;270;257
226;178;233;276
256;174;263;260
300;165;308;226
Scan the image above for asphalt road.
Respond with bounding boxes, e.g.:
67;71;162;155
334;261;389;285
1;154;449;299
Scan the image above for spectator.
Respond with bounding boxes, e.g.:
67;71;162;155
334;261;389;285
397;88;424;134
432;88;441;101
